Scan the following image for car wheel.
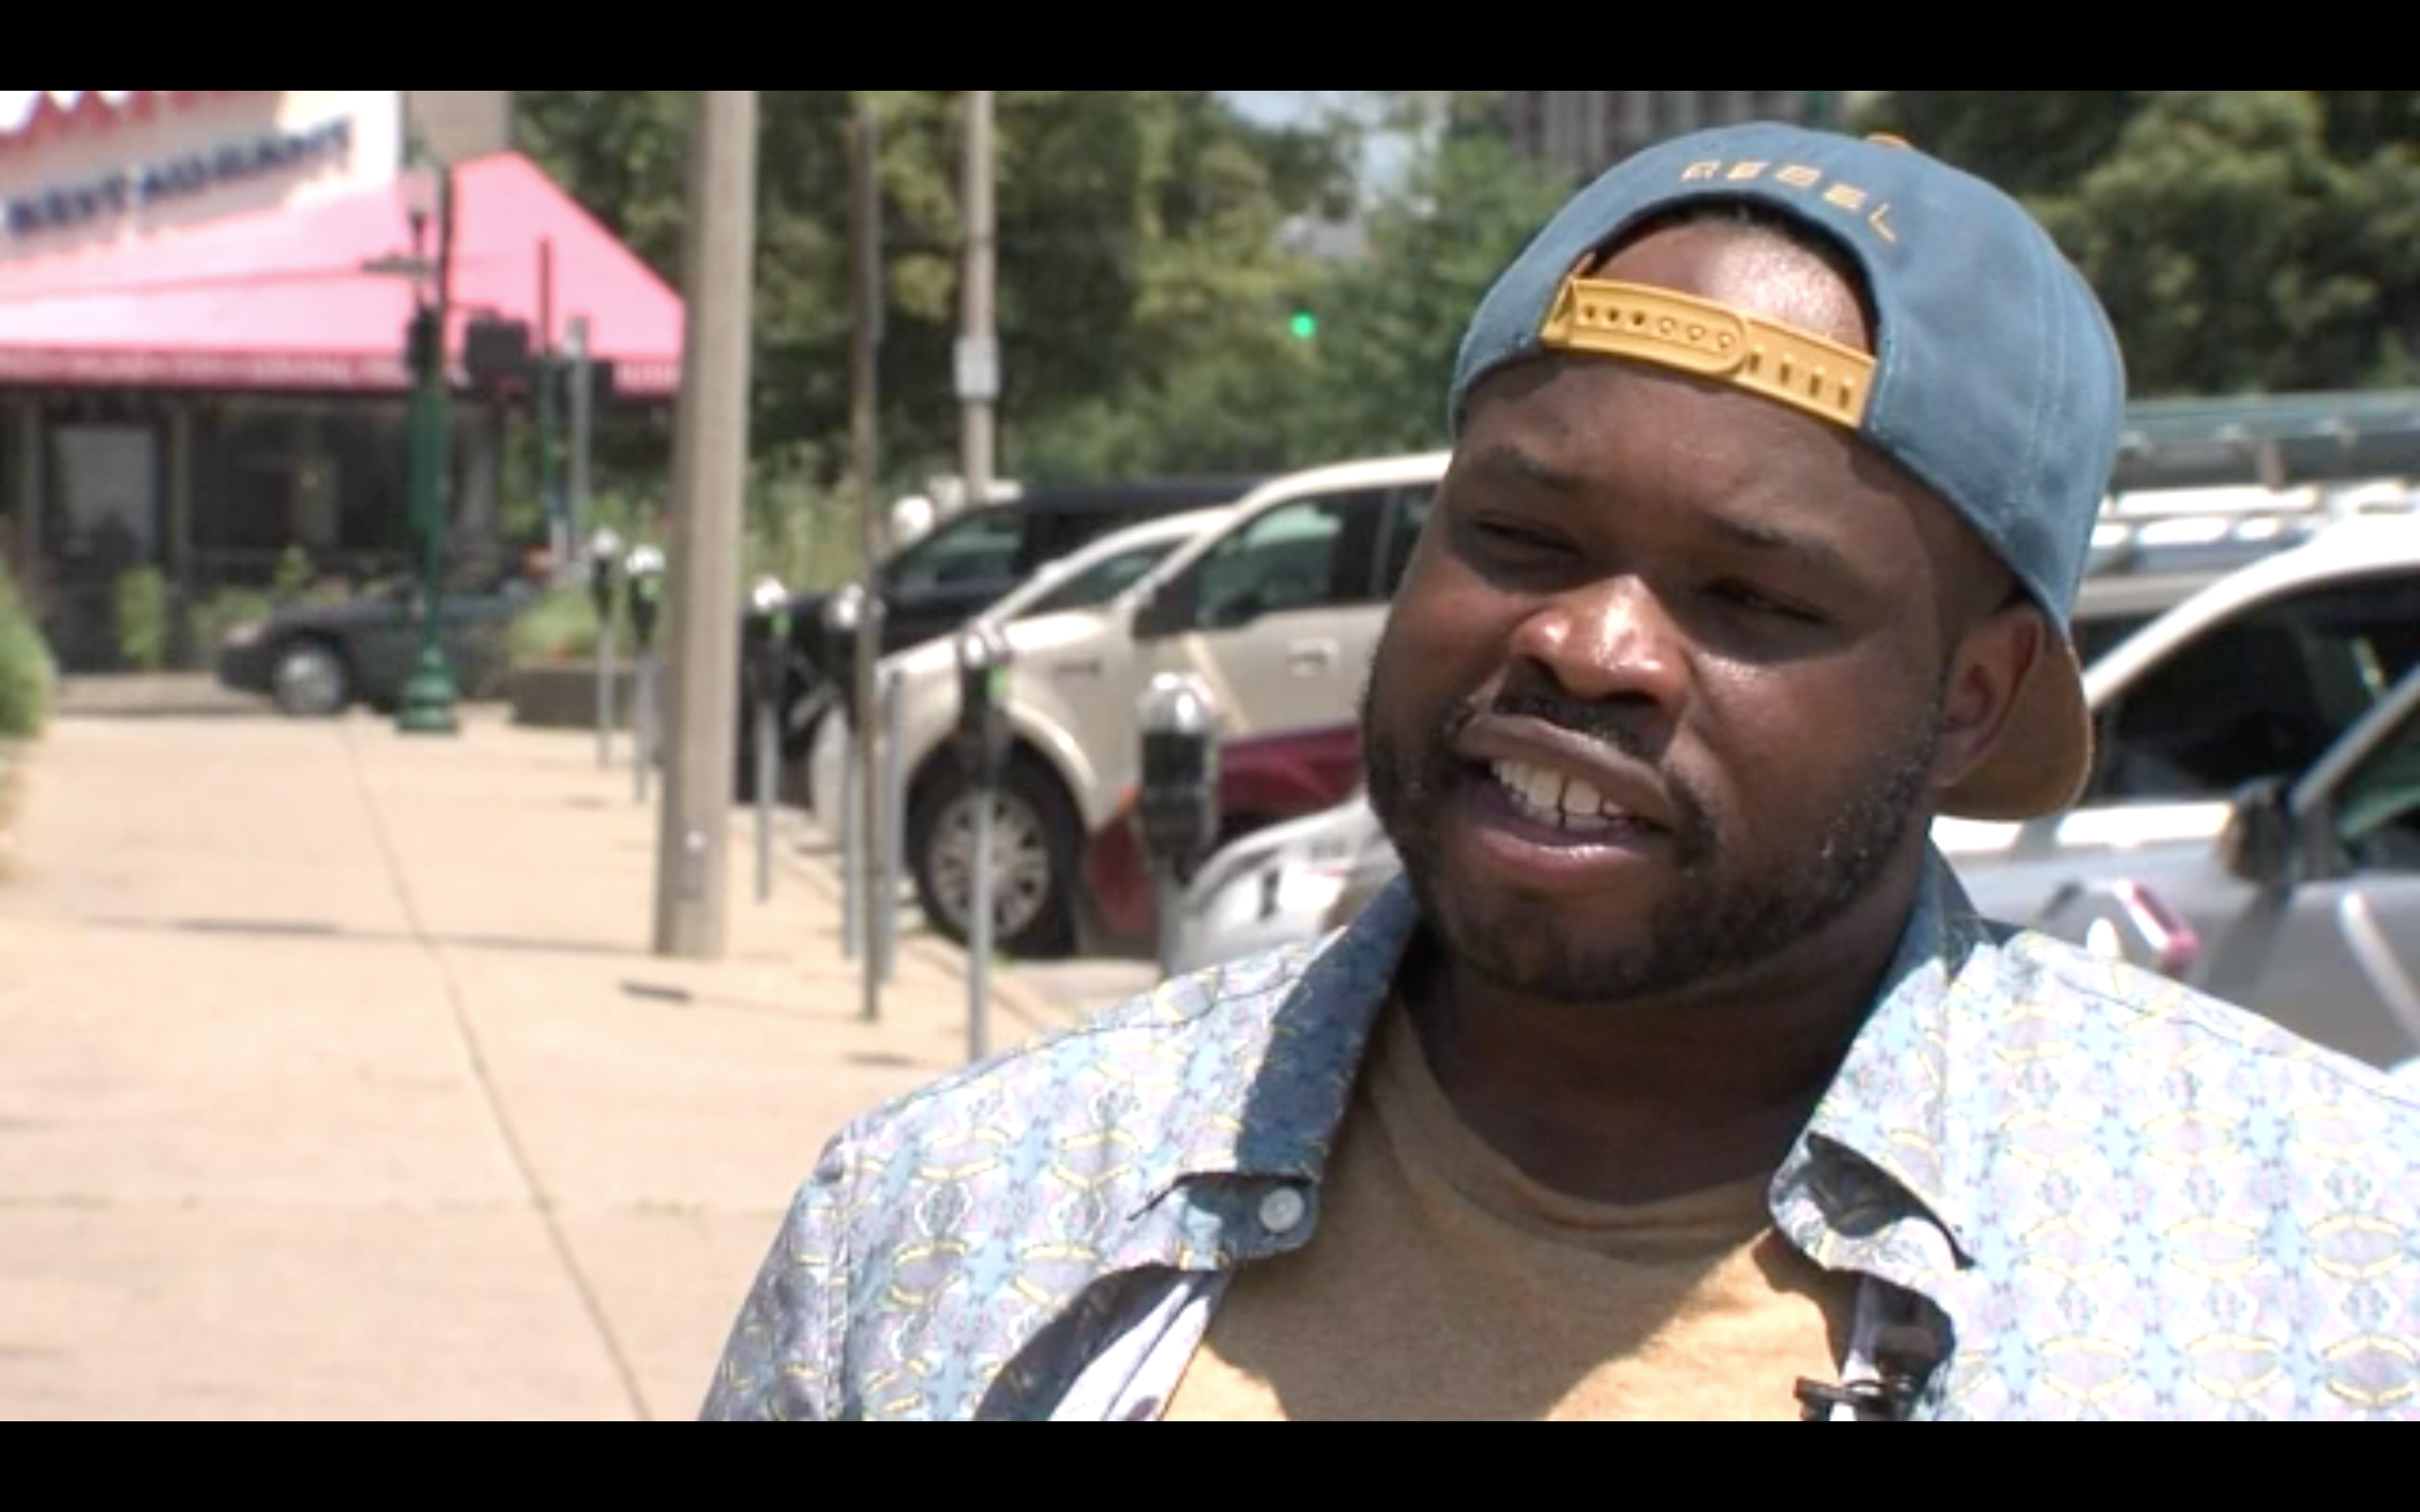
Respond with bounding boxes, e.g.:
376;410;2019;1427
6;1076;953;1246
270;639;351;719
909;752;1080;959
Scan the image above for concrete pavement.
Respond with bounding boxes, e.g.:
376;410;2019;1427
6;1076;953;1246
0;696;1099;1421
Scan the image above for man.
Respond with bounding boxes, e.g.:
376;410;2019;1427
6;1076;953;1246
702;123;2420;1421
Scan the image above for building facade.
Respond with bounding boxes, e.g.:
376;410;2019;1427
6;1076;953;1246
0;91;679;671
1496;91;1855;183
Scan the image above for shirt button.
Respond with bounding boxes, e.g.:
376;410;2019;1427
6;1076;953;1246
1258;1188;1307;1236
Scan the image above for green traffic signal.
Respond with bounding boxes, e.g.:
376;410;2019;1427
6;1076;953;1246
1289;309;1319;341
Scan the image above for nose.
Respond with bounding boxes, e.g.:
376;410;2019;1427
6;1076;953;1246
1506;574;1692;714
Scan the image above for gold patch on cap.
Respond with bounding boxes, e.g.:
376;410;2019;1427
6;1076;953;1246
1539;278;1875;430
1865;132;1914;150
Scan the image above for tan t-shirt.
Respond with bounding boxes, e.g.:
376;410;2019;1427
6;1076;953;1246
1164;1005;1858;1420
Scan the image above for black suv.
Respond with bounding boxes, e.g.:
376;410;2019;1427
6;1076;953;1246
739;475;1268;804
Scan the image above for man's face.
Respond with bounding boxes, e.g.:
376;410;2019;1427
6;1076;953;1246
1366;221;1969;1006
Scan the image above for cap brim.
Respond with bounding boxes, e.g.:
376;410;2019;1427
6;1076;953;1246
1938;634;2093;823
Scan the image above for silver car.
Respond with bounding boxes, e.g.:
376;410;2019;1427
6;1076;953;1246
1963;662;2420;1072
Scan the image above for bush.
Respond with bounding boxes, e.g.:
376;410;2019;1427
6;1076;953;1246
189;589;277;662
0;562;55;739
508;587;605;664
114;567;173;672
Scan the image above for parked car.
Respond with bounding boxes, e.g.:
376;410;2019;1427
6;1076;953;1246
1961;661;2420;1071
739;475;1268;803
808;506;1241;954
1164;509;2420;974
216;569;541;717
814;451;1444;957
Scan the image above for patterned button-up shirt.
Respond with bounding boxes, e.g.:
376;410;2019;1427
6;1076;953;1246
701;852;2420;1421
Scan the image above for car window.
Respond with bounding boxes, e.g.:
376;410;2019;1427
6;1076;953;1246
1193;490;1392;632
2333;699;2420;872
881;509;1026;595
1019;541;1185;619
2086;572;2420;804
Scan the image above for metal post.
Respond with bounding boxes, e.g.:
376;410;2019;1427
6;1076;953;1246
537;238;564;571
397;153;461;737
958;91;998;508
652;90;759;961
970;784;994;1062
597;618;617;766
840;736;864;961
567;317;594;555
756;696;780;902
1155;868;1186;983
849;101;886;1022
633;653;655;804
878;663;906;983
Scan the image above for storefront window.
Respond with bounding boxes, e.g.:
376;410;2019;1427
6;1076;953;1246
196;399;409;589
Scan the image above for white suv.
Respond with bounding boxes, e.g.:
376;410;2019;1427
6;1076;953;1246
814;451;1446;957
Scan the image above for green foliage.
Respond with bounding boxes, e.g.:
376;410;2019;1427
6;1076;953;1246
189;589;275;661
507;587;602;664
270;544;316;605
1854;91;2420;396
112;567;172;673
0;562;54;739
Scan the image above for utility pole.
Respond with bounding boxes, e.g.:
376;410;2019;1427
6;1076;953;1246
651;90;759;961
957;91;998;509
849;101;887;1021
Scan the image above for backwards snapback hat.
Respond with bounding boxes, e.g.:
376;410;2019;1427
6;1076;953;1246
1448;123;2128;822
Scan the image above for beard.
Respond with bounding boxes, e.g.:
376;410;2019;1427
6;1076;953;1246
1363;668;1943;1006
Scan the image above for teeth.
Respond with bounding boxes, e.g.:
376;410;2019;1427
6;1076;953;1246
1492;761;1630;829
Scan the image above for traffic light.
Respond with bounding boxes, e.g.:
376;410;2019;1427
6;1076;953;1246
1288;308;1319;342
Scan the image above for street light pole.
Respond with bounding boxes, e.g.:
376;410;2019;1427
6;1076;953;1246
397;151;461;736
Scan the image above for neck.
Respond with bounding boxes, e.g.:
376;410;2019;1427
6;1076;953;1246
1402;864;1925;1209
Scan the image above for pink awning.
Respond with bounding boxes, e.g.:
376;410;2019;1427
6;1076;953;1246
0;150;684;397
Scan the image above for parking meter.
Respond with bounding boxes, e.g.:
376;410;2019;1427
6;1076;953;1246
955;623;1013;1064
822;585;868;734
625;544;666;656
749;576;791;902
588;528;624;626
1137;672;1221;977
588;528;625;768
625;544;667;803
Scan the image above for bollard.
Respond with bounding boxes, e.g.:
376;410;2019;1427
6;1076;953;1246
626;544;666;805
1136;671;1221;982
953;623;1014;1064
589;528;623;770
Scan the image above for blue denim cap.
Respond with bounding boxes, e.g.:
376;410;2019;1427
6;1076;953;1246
1448;122;2128;821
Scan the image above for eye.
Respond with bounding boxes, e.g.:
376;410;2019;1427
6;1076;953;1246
1708;579;1824;625
1469;517;1573;558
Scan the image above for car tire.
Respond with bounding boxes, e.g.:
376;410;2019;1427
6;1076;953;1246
908;750;1082;960
269;639;351;719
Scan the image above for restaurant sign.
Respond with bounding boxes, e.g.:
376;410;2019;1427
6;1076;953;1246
4;116;354;241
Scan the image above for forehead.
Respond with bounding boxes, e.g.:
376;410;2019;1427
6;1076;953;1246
1589;216;1876;356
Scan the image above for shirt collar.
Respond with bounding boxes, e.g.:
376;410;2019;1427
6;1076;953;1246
1153;849;1996;1270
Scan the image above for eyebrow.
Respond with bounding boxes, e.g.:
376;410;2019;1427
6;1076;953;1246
1463;441;1586;496
1704;512;1859;584
1466;441;1863;585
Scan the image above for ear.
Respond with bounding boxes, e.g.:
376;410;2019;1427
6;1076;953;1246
1931;602;2046;794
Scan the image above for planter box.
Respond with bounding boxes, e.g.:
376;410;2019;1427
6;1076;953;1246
506;662;639;731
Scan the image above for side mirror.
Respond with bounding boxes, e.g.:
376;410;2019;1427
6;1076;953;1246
2218;776;2300;887
1133;573;1197;643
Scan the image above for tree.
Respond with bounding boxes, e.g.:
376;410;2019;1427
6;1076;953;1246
516;91;1357;491
1850;91;2420;395
1293;94;1572;456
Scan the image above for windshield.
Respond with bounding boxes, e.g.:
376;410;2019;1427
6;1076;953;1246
878;508;1025;594
1013;540;1186;620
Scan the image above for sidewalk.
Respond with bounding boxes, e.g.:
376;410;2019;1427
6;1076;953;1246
0;700;1084;1421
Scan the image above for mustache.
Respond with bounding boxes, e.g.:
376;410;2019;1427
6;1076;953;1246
1461;688;1671;769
